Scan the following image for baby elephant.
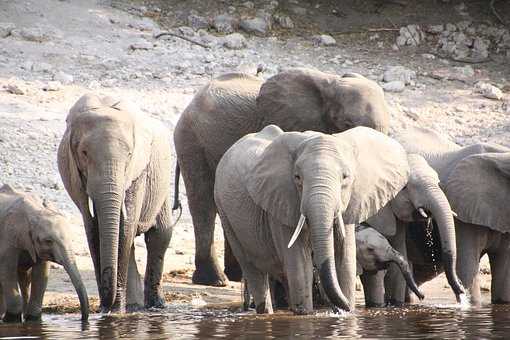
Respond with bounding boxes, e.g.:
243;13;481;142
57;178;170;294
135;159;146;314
0;185;88;322
356;224;424;306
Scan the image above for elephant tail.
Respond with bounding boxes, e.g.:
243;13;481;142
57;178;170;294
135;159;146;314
173;162;182;212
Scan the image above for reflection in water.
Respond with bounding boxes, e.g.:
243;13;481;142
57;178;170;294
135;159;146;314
1;302;510;339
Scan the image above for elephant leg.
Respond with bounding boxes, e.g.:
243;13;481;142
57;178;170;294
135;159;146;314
336;223;357;311
126;245;144;311
176;129;227;287
0;252;23;322
243;265;272;314
144;204;173;308
17;268;30;315
284;244;313;315
385;223;408;306
456;226;484;306
223;237;242;282
25;261;49;321
0;284;5;318
360;270;386;307
83;216;102;292
488;234;510;304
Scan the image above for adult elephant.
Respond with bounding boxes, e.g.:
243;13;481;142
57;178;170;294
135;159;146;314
214;125;409;314
392;126;510;306
58;94;173;313
174;68;390;286
361;153;465;306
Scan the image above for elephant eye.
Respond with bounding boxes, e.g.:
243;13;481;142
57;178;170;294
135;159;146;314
82;150;88;158
43;238;54;245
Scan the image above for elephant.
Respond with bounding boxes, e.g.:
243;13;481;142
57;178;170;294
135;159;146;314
174;67;391;286
214;125;410;314
0;184;88;322
58;94;173;313
360;152;465;307
390;126;510;306
355;224;424;302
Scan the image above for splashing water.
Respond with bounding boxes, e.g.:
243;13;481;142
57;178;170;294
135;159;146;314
424;217;439;275
458;293;471;310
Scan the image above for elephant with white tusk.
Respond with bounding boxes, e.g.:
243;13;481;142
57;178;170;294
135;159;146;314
0;184;89;322
174;68;391;286
58;94;174;313
214;125;410;314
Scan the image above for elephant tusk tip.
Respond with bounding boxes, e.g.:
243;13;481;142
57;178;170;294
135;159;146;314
451;210;458;217
417;207;428;218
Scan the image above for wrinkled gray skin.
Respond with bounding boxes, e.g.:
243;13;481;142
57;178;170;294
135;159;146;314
58;94;173;313
174;68;391;286
363;153;465;307
394;126;510;306
355;225;424;302
0;185;89;322
214;125;409;314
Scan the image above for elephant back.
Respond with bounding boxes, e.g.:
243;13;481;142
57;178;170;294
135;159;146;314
181;73;263;166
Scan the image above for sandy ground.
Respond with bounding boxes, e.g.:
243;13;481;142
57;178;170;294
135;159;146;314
0;0;508;313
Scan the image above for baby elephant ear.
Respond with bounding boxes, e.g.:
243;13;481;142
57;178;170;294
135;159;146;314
365;204;397;237
339;127;410;225
246;131;313;227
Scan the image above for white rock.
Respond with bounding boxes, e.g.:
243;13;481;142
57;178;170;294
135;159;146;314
4;83;26;95
31;62;53;73
42;81;62;91
396;25;425;46
475;82;503;100
53;71;74;85
0;22;15;38
187;14;209;30
130;40;153;50
12;26;61;42
383;66;416;85
421;53;436;60
242;1;255;9
312;34;336;46
223;33;247;49
240;17;270;35
213;14;237;34
382;81;406;93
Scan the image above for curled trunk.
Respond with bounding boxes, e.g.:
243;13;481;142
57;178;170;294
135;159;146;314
424;188;465;298
390;249;424;300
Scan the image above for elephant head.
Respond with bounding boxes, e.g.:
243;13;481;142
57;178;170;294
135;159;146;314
367;154;465;299
245;125;409;311
355;225;424;300
58;94;152;310
257;68;390;134
3;187;90;320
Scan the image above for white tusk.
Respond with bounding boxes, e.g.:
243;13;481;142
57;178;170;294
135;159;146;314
418;207;428;218
335;214;345;239
88;197;94;218
451;210;458;217
288;214;306;249
121;201;127;220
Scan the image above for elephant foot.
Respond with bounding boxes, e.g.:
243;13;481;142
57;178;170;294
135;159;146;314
146;294;166;309
224;265;243;282
292;306;312;316
126;303;144;313
192;259;229;287
24;314;42;322
3;312;22;323
364;301;386;308
272;281;289;308
386;299;405;307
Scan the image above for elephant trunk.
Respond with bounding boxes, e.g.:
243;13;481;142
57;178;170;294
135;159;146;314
389;248;424;300
423;187;465;298
304;183;350;312
60;252;90;320
91;167;125;310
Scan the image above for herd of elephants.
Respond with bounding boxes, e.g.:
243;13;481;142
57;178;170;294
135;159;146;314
1;67;509;323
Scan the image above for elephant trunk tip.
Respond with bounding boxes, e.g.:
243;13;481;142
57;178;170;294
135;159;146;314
442;251;466;297
319;258;351;312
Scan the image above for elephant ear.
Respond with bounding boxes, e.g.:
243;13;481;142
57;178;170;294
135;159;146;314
246;130;318;227
365;204;397;237
444;152;510;233
257;68;333;132
57;125;88;215
339;127;410;225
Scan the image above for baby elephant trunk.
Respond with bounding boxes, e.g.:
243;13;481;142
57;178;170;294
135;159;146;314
389;248;425;301
61;253;89;320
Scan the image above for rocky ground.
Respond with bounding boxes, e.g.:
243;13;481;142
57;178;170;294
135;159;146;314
0;0;508;313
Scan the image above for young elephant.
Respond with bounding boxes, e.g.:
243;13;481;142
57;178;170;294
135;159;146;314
355;224;424;306
0;185;88;322
214;125;410;314
58;94;173;313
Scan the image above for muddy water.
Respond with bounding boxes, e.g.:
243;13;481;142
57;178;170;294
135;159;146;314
2;301;510;339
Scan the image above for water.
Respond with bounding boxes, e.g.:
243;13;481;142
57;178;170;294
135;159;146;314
2;300;510;339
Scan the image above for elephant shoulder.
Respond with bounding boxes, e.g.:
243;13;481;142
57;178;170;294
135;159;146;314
393;126;460;156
